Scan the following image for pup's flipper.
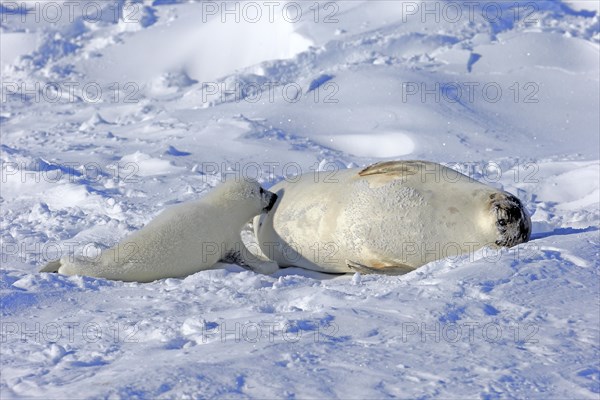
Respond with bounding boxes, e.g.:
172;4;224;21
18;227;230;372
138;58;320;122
222;245;279;275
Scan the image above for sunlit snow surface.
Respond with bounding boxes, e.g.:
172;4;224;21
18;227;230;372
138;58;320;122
1;1;599;398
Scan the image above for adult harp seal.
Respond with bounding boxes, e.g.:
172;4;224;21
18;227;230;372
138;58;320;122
255;161;531;274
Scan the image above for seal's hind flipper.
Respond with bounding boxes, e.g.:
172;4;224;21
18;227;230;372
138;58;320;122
346;259;412;276
358;161;425;177
40;260;61;273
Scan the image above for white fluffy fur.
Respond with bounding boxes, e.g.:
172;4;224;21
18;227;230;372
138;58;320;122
42;179;278;282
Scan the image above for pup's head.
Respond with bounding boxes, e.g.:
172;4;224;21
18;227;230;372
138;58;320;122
220;179;278;214
488;192;531;247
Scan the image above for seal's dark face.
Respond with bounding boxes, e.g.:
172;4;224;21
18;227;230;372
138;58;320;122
260;187;278;213
489;192;531;247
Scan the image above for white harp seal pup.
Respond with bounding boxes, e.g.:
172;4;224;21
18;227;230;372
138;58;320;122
41;179;278;282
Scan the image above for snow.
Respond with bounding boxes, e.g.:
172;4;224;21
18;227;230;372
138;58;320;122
317;131;416;157
564;1;600;13
0;32;39;71
1;0;599;398
120;151;183;177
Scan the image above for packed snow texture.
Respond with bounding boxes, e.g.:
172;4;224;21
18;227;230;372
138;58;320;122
1;0;599;398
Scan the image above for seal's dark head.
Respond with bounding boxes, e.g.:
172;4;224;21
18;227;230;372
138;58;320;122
489;192;531;247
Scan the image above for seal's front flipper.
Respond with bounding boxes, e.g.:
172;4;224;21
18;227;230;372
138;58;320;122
40;260;61;273
346;260;412;276
358;161;425;177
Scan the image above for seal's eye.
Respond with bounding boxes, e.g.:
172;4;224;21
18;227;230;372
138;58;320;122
259;188;264;195
498;219;508;227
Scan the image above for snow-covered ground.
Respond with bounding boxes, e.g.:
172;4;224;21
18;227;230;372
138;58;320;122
1;0;599;398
